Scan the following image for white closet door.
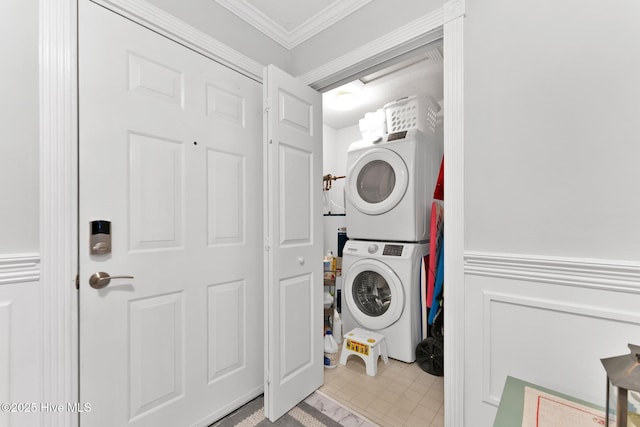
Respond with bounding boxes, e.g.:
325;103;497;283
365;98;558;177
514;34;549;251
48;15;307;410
78;2;263;425
263;64;324;421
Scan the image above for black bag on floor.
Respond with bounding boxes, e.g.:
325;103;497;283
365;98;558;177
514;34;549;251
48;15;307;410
416;337;444;376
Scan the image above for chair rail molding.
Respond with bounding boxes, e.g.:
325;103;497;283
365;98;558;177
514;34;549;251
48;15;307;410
465;251;640;293
0;254;40;285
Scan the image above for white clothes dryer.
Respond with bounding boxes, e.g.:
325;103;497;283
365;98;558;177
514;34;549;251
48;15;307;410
345;129;442;242
341;239;428;363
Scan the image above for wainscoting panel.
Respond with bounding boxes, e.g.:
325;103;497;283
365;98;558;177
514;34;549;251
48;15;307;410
0;253;41;427
464;252;640;426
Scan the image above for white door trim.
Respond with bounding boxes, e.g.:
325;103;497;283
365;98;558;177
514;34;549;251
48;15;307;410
39;1;79;426
442;2;466;426
40;1;465;426
297;8;444;91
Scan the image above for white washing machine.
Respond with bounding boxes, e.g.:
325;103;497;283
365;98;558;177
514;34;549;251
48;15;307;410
345;129;442;242
341;239;428;363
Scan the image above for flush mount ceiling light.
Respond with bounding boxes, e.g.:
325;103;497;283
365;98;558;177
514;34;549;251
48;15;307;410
334;90;358;110
331;80;365;110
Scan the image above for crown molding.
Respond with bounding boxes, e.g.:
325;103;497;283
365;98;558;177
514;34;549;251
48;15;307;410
216;0;372;49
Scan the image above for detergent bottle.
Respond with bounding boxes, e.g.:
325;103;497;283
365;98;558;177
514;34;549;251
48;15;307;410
332;310;343;344
323;330;338;369
324;250;336;273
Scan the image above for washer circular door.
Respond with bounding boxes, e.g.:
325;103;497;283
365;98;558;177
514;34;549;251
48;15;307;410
346;148;408;215
343;259;405;330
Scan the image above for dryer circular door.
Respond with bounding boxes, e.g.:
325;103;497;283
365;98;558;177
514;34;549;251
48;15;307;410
343;259;405;330
346;148;408;215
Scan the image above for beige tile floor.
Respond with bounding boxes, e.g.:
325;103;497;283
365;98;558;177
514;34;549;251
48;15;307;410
320;347;444;427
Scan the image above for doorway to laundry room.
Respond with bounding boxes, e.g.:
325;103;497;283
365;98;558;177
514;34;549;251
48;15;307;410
319;40;446;427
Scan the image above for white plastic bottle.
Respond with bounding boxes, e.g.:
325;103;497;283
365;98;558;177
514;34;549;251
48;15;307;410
323;330;338;369
332;311;343;344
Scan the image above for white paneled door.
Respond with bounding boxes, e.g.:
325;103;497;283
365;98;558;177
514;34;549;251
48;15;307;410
78;2;263;426
263;65;324;421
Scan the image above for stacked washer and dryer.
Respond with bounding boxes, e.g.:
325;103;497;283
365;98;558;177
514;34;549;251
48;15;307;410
341;96;443;363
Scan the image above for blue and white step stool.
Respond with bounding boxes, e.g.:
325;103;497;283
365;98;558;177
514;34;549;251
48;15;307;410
339;328;389;377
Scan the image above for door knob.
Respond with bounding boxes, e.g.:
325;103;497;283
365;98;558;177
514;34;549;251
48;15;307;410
89;271;134;289
297;257;305;265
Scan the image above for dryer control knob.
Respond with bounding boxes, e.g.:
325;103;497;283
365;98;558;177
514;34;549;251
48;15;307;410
368;244;379;254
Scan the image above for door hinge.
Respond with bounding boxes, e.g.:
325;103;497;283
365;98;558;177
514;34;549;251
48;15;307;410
75;274;79;290
263;99;270;113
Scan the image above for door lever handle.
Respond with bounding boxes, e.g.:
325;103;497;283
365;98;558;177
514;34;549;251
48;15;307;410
89;271;134;289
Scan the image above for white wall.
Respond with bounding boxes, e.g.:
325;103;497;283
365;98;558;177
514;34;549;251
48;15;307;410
0;2;42;426
465;0;640;260
0;0;39;254
322;124;338;216
322;123;355;273
463;0;640;424
322;124;360;216
322;123;359;259
323;124;360;299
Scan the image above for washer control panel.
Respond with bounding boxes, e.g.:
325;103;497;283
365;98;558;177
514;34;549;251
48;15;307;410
382;244;404;256
343;241;408;257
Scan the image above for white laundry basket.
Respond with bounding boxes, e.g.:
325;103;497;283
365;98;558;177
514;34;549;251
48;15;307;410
383;95;440;134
